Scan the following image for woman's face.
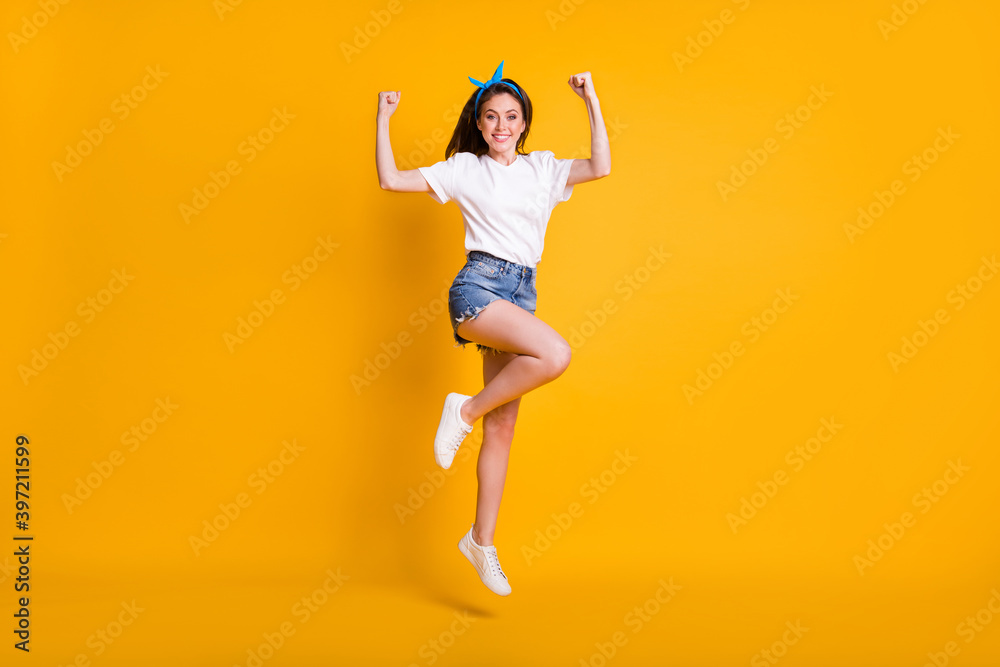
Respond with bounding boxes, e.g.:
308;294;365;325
476;92;525;152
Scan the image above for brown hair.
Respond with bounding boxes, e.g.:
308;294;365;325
443;79;533;159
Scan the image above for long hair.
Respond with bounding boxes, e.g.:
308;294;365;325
444;79;533;159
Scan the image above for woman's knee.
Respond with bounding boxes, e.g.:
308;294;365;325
541;338;572;379
483;402;519;440
483;417;516;443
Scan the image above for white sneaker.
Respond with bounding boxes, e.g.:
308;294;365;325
458;523;512;596
434;392;473;469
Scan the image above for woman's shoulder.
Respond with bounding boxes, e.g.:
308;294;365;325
521;149;556;162
435;151;481;167
421;151;478;172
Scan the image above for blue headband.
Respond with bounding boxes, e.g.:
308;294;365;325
468;60;523;114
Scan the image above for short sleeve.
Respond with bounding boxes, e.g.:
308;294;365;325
541;150;575;205
417;153;465;204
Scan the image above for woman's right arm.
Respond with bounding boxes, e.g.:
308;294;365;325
376;90;430;193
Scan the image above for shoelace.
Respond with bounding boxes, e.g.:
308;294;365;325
444;427;468;456
485;547;507;580
444;419;472;456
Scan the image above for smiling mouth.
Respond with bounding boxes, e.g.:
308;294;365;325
492;134;510;142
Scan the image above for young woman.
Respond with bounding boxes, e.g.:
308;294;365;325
375;60;610;596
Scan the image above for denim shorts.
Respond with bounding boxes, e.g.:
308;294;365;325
448;250;537;356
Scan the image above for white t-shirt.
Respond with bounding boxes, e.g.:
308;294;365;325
418;150;575;268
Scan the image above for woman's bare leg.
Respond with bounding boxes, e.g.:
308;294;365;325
471;350;521;547
455;299;571;426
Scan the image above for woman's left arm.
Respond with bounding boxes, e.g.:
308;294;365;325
567;71;611;185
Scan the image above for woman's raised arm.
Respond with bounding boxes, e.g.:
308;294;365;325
566;71;611;186
376;90;430;193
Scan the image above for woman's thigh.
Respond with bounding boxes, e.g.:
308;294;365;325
456;298;566;358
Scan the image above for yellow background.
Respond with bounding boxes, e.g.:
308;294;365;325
2;0;999;664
